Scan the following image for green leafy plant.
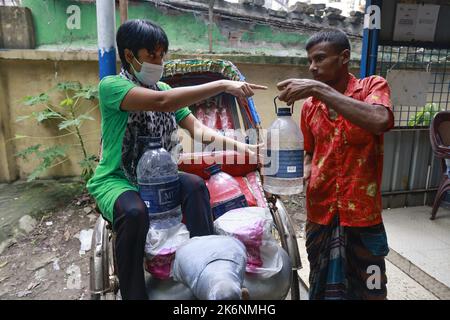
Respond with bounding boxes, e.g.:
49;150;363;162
408;103;443;127
15;81;99;183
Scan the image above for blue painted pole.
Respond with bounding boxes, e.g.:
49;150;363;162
96;0;117;79
361;0;382;77
247;97;261;126
360;28;370;78
368;0;382;76
369;28;380;76
238;72;261;126
360;0;372;78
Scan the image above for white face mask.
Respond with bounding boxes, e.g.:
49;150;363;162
131;57;164;86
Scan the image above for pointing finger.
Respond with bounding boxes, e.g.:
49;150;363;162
247;83;268;90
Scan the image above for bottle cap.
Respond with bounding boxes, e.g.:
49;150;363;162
205;163;222;176
138;135;162;149
274;96;294;115
277;107;292;116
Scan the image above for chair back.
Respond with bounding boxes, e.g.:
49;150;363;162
430;111;450;158
430;111;450;174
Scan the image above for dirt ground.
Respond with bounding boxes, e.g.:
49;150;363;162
0;190;306;300
279;193;306;238
0;192;97;300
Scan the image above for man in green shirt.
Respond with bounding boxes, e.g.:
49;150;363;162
87;19;266;300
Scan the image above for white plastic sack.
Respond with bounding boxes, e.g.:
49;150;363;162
214;207;283;278
145;223;190;279
172;235;247;300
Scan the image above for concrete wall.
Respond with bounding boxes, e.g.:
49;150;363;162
0;52;101;181
0;6;35;49
0;50;100;181
0;49;360;182
20;0;98;47
0;66;18;182
20;0;363;56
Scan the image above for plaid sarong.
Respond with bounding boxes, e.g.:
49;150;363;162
306;215;389;300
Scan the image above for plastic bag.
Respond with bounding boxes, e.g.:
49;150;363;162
144;223;190;279
78;229;93;255
214;207;283;278
172;235;247;300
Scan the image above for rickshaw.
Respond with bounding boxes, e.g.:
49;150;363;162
89;59;302;300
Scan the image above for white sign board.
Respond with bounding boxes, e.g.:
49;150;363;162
386;70;431;107
415;4;440;42
393;4;440;42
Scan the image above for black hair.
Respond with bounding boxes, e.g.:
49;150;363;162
116;19;169;70
305;28;351;53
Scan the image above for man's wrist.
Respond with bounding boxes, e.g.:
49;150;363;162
312;83;330;100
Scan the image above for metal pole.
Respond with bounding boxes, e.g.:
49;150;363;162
360;0;371;78
361;0;382;77
119;0;128;25
368;0;381;75
369;28;380;75
96;0;117;79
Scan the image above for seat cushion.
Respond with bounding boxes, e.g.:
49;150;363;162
178;151;258;178
178;151;267;209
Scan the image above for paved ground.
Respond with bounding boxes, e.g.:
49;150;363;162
296;237;439;300
382;206;450;299
383;206;450;287
281;194;444;300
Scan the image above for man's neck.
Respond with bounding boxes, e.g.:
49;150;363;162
329;72;350;94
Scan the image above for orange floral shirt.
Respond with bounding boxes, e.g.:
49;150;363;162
300;74;393;227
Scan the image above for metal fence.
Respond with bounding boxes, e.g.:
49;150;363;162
377;45;450;128
381;129;441;209
377;46;450;208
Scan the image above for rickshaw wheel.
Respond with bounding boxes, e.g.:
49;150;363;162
268;196;302;300
89;215;119;300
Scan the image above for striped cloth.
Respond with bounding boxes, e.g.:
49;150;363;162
305;215;389;300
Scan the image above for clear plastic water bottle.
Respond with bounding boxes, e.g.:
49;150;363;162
205;164;248;219
137;136;182;229
263;97;304;195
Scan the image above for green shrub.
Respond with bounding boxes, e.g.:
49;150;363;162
15;81;99;183
408;103;443;127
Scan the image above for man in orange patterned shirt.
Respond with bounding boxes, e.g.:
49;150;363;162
278;29;394;300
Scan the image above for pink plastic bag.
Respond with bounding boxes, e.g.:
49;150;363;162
214;207;283;278
144;223;190;279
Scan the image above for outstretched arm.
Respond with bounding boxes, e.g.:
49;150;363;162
277;79;393;135
121;80;267;113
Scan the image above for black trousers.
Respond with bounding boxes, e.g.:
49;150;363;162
112;172;214;300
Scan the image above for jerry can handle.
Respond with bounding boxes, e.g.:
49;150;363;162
274;96;294;114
